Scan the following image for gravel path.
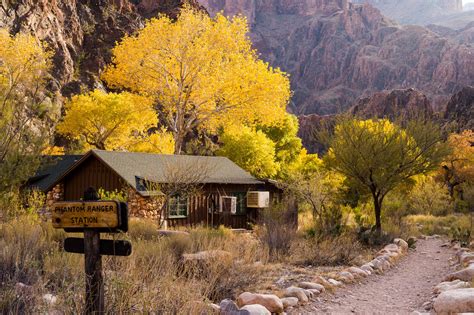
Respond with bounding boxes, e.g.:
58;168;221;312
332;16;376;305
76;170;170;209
294;238;455;314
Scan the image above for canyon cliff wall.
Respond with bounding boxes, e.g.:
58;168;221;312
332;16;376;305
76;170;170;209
198;0;474;115
351;0;472;29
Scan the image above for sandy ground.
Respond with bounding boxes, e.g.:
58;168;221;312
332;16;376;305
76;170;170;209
292;238;455;314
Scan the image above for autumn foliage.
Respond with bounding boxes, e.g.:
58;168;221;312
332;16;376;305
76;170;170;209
103;7;290;154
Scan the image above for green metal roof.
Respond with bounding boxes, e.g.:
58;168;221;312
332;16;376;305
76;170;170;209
92;150;263;190
26;155;83;192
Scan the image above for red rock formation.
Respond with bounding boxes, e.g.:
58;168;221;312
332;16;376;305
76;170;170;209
349;89;435;120
198;0;474;115
443;86;474;131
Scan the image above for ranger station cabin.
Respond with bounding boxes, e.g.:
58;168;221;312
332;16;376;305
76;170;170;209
27;150;282;229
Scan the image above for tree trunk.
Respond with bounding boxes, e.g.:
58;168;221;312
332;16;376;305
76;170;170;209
173;132;184;155
372;192;382;233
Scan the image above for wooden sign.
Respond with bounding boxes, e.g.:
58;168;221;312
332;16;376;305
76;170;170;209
52;201;120;229
64;238;132;256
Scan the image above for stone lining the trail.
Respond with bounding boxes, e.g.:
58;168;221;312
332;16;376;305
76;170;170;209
429;243;474;314
215;238;411;314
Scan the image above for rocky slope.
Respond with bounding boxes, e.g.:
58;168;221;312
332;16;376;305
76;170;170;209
351;0;474;29
298;87;473;153
199;0;474;115
443;86;474;131
0;0;203;97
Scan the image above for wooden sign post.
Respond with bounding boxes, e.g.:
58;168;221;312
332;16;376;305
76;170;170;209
51;187;130;314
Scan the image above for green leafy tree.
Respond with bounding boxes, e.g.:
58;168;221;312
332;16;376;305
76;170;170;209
325;118;448;233
218;126;279;178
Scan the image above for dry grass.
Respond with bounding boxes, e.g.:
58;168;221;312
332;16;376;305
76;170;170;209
0;216;264;314
405;214;472;244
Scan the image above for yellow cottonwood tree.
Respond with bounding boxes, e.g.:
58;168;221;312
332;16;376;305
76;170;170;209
57;90;158;151
441;130;474;198
103;7;290;154
0;28;56;191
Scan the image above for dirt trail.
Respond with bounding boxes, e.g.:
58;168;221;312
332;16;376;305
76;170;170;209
294;238;455;314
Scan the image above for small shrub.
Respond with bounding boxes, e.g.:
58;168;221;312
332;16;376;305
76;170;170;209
405;214;471;238
292;232;364;266
256;204;296;262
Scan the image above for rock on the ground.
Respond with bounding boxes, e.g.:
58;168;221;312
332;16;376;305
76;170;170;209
42;293;57;305
281;297;299;308
460;253;474;265
298;282;325;292
434;280;471;293
312;276;333;288
240;304;271;315
283;287;309;303
338;271;355;282
220;299;239;313
348;267;369;278
393;238;409;252
360;264;374;273
236;292;283;313
445;266;474;282
384;244;400;253
433;288;474;313
306;288;321;296
407;236;417;248
328;278;343;287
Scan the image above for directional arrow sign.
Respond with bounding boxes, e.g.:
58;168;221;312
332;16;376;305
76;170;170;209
64;238;132;256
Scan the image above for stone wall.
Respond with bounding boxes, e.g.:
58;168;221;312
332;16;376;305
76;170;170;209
46;184;64;207
127;188;164;220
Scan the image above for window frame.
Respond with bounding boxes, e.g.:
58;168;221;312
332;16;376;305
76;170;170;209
168;194;188;218
232;192;247;216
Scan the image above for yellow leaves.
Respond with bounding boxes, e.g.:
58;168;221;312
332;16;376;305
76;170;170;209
56;90;157;151
126;129;175;154
0;28;51;97
102;6;290;153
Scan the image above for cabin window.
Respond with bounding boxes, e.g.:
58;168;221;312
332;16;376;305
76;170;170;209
168;195;188;218
232;192;247;215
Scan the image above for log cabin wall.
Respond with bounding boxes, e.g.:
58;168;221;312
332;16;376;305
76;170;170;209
166;183;281;229
62;156;124;200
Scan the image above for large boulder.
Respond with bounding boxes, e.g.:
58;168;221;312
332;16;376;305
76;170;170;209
433;288;474;313
445;266;474;282
297;281;325;292
240;304;271;315
283;287;309;303
434;280;471;293
236;292;283;313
